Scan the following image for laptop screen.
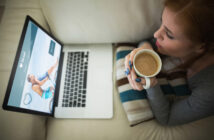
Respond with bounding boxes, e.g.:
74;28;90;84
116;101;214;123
3;16;62;115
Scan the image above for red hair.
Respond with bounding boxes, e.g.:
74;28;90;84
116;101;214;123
163;0;214;71
164;0;214;52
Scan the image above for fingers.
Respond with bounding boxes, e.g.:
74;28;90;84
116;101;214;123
130;48;144;90
135;77;145;91
124;54;130;73
129;48;138;64
125;51;140;90
130;67;142;90
150;77;158;87
127;73;136;89
136;77;146;85
125;48;140;71
136;77;158;89
125;54;135;88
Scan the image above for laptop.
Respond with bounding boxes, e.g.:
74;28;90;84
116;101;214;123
2;15;113;119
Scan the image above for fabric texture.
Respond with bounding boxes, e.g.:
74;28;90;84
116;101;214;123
39;0;163;44
116;45;191;126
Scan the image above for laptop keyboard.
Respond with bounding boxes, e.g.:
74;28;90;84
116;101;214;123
62;51;89;108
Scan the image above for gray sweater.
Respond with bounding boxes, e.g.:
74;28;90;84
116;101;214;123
146;64;214;126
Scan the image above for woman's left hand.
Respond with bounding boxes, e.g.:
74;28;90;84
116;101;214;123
134;76;158;91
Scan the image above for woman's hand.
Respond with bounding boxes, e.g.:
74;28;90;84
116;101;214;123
124;42;158;91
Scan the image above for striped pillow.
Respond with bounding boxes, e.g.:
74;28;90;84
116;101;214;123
116;45;191;126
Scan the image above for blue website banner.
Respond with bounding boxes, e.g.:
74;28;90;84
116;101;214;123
49;40;55;56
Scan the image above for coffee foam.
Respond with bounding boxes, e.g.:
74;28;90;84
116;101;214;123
134;52;158;76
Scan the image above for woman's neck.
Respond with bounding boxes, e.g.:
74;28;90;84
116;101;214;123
180;51;199;63
186;53;214;78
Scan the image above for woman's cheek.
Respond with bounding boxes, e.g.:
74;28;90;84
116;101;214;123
159;45;179;56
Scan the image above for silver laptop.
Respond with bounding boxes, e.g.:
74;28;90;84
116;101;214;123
3;15;113;119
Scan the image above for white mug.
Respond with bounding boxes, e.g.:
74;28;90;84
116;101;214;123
133;49;162;89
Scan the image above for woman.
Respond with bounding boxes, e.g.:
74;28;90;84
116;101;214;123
27;59;58;99
125;0;214;125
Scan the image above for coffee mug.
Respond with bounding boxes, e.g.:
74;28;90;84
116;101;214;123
133;49;162;89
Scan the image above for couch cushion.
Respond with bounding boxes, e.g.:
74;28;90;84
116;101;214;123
0;7;48;140
45;46;214;140
5;0;41;8
46;116;214;140
40;0;163;44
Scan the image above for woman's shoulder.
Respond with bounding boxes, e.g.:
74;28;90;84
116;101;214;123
192;64;214;78
188;64;214;87
187;64;214;112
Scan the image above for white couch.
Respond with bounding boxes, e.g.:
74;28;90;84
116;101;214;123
0;0;214;140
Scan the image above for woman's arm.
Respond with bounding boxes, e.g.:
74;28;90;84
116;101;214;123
47;59;58;75
37;77;49;86
146;68;214;126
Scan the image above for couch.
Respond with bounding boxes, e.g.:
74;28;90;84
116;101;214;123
0;0;214;140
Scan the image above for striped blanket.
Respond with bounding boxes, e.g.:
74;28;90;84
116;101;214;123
116;45;191;126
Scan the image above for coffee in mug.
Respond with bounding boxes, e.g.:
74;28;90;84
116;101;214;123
133;49;162;89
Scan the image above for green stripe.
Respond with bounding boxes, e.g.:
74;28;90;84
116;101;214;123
160;84;191;96
119;84;190;103
120;89;147;103
116;50;132;60
173;85;191;96
160;85;174;95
